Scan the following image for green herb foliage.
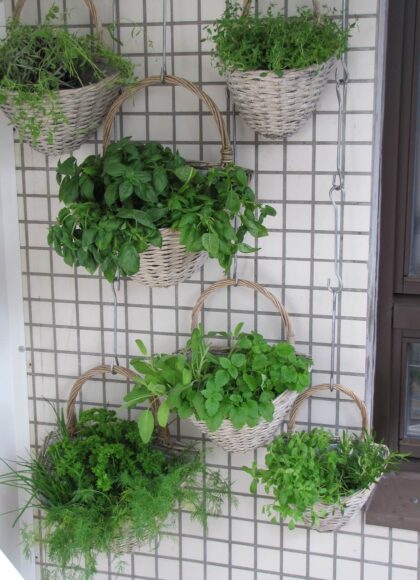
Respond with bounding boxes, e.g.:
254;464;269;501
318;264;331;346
48;139;275;281
207;2;352;76
0;408;231;579
0;5;133;145
244;428;406;529
125;323;312;442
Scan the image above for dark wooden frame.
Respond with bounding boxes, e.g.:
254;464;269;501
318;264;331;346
373;0;420;460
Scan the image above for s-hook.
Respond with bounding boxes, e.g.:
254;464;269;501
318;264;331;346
327;0;349;391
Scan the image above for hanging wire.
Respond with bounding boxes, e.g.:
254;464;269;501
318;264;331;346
160;0;168;82
327;1;349;390
111;0;120;141
226;88;240;285
110;275;121;372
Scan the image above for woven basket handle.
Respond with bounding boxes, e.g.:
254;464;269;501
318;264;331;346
66;364;167;442
13;0;103;39
242;0;321;21
287;383;369;434
191;278;295;344
102;75;233;165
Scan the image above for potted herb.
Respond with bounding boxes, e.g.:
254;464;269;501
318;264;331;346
0;3;133;154
48;139;275;286
244;384;406;531
206;0;353;139
1;407;231;579
125;279;312;453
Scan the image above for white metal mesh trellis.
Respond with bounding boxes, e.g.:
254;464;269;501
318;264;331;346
7;0;418;579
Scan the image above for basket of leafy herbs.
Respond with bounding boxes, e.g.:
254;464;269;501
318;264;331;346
207;0;352;139
0;2;133;155
125;279;312;452
0;364;231;579
48;77;275;286
244;383;405;532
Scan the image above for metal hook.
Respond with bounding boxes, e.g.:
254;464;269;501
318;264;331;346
110;274;121;373
160;0;168;83
327;187;343;295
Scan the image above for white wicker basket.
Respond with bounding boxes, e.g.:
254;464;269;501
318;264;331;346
101;75;234;288
287;383;386;532
225;0;337;140
188;278;304;453
226;58;336;140
1;0;121;156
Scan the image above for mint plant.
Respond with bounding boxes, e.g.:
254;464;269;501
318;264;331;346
244;428;406;529
48;139;275;281
125;324;312;443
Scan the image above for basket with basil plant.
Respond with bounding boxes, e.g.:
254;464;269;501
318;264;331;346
206;0;353;139
244;384;406;532
0;2;133;154
48;138;275;285
124;279;312;452
0;384;231;579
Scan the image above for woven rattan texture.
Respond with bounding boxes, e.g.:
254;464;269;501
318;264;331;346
8;0;420;579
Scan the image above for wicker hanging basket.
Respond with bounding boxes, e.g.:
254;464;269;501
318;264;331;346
225;0;337;140
287;383;385;532
0;0;121;156
102;75;234;288
188;278;304;453
64;364;175;553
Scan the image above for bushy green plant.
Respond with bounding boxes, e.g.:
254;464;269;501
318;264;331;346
207;2;352;75
244;428;406;529
125;323;312;443
48;139;275;281
0;408;231;579
0;5;133;145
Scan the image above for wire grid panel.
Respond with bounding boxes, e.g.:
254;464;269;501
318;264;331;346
7;0;420;579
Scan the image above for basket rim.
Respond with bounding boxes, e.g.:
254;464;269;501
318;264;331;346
226;56;337;78
1;71;120;98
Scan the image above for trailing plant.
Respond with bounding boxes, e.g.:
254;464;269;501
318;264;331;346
0;5;134;145
244;428;406;529
207;2;353;76
0;408;231;579
48;139;275;281
125;323;312;443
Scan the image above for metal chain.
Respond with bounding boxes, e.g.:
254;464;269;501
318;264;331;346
328;3;349;390
161;0;168;82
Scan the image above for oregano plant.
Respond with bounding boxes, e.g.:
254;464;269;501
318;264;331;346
124;324;312;443
48;139;275;281
206;2;353;76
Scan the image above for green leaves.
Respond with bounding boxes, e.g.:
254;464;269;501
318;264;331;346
201;233;220;257
125;324;313;435
138;410;155;443
245;429;405;529
50;139;275;281
207;2;352;76
118;243;139;276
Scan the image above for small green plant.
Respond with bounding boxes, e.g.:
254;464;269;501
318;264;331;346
124;323;312;443
244;428;406;529
48;139;275;281
207;2;353;76
0;5;133;145
0;408;231;579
